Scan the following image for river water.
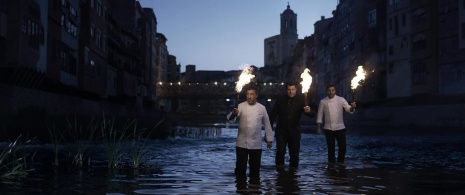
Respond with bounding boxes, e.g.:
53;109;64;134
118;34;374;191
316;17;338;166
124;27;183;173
2;126;465;194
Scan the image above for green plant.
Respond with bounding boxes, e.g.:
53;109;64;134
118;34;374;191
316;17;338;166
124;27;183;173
67;115;97;167
0;135;33;179
47;124;64;166
101;117;132;170
129;119;164;169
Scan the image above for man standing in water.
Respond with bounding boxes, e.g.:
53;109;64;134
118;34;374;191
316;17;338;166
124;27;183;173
227;85;273;177
269;82;314;169
317;84;356;166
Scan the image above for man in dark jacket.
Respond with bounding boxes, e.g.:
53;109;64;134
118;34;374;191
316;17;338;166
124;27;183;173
270;82;314;169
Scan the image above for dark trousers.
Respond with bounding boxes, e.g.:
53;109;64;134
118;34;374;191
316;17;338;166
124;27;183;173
235;147;262;176
275;133;301;167
324;129;346;163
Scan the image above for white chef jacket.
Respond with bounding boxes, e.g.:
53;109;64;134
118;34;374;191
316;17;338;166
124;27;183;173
227;101;273;149
316;95;354;131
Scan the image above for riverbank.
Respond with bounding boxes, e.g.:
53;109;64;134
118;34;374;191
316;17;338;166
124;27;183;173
0;84;170;142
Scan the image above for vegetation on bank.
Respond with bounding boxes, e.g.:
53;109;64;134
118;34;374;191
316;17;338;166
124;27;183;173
0;115;166;180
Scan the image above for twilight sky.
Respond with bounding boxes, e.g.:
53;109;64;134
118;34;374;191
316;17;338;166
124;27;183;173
137;0;338;72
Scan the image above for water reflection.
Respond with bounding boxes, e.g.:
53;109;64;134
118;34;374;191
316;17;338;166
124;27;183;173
275;168;300;193
235;175;262;194
2;126;465;194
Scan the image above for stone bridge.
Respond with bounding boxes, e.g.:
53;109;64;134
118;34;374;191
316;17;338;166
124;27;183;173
156;82;287;99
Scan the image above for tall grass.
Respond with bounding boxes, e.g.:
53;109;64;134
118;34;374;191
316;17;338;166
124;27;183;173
129;118;164;169
66;116;98;167
0;135;33;179
47;124;64;166
101;117;131;170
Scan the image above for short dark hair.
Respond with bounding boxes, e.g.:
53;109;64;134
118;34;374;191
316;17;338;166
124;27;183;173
285;82;297;88
326;84;335;90
246;84;258;93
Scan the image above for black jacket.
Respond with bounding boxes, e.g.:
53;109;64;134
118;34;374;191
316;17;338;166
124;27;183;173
270;95;315;137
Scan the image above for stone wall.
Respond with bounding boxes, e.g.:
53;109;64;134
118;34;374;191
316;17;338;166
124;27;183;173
0;84;169;141
350;104;465;128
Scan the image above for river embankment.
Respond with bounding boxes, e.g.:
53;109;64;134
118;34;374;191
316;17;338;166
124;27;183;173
0;84;170;141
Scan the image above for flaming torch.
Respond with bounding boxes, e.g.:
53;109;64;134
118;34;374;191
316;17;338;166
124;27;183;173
350;66;367;102
235;65;255;107
300;68;313;106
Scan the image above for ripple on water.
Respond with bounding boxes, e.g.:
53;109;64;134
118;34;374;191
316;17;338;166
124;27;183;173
3;127;465;194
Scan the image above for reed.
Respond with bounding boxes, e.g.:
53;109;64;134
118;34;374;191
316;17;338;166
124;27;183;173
47;124;64;166
101;117;132;170
128;121;148;169
128;118;164;169
66;116;97;167
0;135;33;179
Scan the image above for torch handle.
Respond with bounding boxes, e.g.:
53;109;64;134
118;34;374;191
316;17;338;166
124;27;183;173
236;93;240;108
304;93;308;106
351;89;355;103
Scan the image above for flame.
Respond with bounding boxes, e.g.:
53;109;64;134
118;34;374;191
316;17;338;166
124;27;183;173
300;68;312;94
351;66;366;89
235;65;255;93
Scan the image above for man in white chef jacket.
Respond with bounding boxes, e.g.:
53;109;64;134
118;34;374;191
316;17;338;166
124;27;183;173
316;84;356;166
227;85;273;177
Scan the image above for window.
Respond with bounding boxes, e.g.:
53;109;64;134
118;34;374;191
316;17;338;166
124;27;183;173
412;8;426;25
61;15;65;27
389;18;392;31
368;9;377;28
90;26;94;38
67;21;77;37
413;61;427;85
70;6;77;18
389;45;393;55
462;23;465;40
24;19;41;49
389;63;393;73
97;2;103;17
96;29;101;47
394;16;399;36
393;0;399;10
401;36;408;48
402;13;406;26
412;34;426;51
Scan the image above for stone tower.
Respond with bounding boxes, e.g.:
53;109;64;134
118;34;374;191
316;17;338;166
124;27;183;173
264;3;298;67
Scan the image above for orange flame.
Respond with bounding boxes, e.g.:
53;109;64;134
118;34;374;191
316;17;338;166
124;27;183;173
235;65;255;93
351;66;366;89
300;68;312;94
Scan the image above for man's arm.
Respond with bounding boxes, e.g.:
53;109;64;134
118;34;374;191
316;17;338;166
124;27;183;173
227;107;239;123
350;102;356;112
342;97;356;113
316;123;322;135
269;99;279;128
316;101;324;135
303;105;315;117
262;107;273;149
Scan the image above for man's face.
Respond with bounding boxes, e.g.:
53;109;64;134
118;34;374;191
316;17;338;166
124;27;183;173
246;89;258;105
287;85;297;98
326;86;336;99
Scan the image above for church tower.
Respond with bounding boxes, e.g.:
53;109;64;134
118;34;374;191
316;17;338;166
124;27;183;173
264;3;298;67
280;3;298;37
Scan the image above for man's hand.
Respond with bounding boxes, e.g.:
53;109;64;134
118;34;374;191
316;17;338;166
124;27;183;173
232;108;238;115
350;102;356;112
316;123;322;135
350;102;357;108
267;141;272;149
303;106;311;113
